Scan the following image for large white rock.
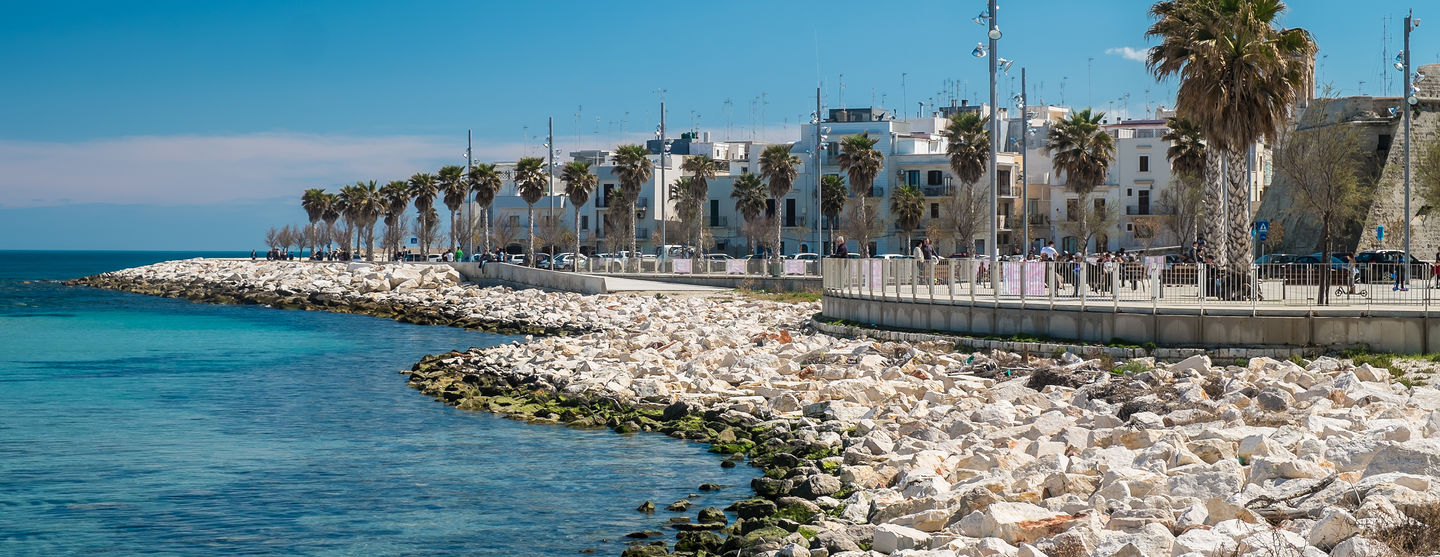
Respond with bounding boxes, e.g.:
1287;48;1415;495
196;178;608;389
1171;354;1212;376
872;523;932;554
956;501;1070;545
1172;527;1236;556
1362;438;1440;478
1330;536;1396;557
1306;508;1358;550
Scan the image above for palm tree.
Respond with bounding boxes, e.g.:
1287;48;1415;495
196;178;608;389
379;180;411;254
731;173;768;255
760;144;801;261
1147;0;1315;272
320;193;341;252
890;184;926;251
561;161;597;270
1163;116;1207;180
514;157;548;267
407;172;439;257
612;145;653;266
437;165;466;252
669;177;704;259
336;184;364;255
352;180;383;261
1046;108;1116;254
835;132;885;257
301;188;330;257
942;112;990;186
681;155;723;254
821;174;847;249
468;163;503;254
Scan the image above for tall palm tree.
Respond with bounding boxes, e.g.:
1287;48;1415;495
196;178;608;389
942;112;990;186
301;188;330;257
669;177;704;259
681;155;722;255
1147;0;1315;272
436;165;466;252
336;184;363;254
760;144;801;261
407;172;439;256
612;145;653;265
320;193;341;252
731;173;768;255
835;132;885;257
561;161;597;270
379;180;410;254
514;157;548;267
351;180;383;261
1163;116;1207;180
890;184;926;251
469;163;503;254
821;174;847;243
1046;108;1116;254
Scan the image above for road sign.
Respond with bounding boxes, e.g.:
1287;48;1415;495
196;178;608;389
408;236;419;246
1256;220;1269;243
1377;225;1384;242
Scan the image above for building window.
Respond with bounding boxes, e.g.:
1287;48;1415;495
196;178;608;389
930;203;940;219
927;170;943;185
1066;199;1078;222
906;170;920;185
581;215;589;231
784;198;797;227
1139;156;1150;172
709;199;720;227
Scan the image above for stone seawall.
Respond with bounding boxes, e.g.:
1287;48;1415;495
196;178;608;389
66;258;1440;556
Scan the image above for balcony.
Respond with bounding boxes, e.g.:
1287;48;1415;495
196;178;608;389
1027;214;1048;226
708;216;730;228
920;184;952;197
1125;205;1175;216
997;186;1020;198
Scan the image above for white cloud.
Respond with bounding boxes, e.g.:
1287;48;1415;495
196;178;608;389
1105;46;1149;63
0;124;812;209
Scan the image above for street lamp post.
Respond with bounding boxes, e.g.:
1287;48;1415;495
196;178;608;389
466;130;472;261
1020;68;1028;257
986;0;1000;291
659;101;667;260
815;87;823;257
1403;12;1418;285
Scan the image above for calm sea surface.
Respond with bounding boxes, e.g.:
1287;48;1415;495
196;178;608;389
0;251;754;556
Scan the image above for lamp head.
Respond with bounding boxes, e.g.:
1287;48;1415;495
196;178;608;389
1409;95;1420;105
998;58;1015;73
972;12;987;25
988;27;1003;40
972;43;987;58
1413;17;1421;28
1396;62;1406;72
1416;72;1428;84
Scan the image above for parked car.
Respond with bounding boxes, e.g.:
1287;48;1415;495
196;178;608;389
1356;250;1431;283
790;253;820;261
704;253;730;261
545;252;588;270
426;254;443;262
877;253;912;260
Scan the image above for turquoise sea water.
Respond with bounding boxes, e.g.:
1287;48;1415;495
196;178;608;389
0;251;755;556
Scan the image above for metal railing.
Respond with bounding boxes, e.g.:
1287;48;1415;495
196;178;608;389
568;255;825;277
821;258;1440;313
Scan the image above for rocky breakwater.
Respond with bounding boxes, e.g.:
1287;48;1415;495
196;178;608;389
67;259;610;335
408;307;1440;557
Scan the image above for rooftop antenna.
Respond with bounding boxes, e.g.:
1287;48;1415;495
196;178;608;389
1059;77;1067;105
761;92;769;142
839;74;845;108
724;98;734;140
1383;16;1393;95
1088;57;1095;107
575;105;582;152
901;72;908;119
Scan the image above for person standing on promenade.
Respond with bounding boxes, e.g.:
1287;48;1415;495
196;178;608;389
832;236;848;259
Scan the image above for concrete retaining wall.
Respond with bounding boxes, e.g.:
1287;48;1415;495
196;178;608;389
450;262;608;295
600;273;819;292
823;295;1440;354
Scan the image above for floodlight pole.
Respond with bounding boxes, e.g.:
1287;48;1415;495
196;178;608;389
1403;11;1413;285
987;0;1000;291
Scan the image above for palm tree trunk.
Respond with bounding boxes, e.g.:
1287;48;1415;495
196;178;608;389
1224;147;1251;276
774;196;783;267
527;205;536;268
630;202;638;273
448;209;457;252
1201;149;1226;266
574;207;581;273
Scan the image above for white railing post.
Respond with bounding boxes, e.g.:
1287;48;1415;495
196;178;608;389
1198;262;1206;314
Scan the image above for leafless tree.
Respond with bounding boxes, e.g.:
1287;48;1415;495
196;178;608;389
841;198;882;257
383;220;409;258
1061;199;1118;254
265;227;281;249
1274;124;1371;305
938;183;987;255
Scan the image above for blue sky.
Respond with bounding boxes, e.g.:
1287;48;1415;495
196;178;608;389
1;0;1432;249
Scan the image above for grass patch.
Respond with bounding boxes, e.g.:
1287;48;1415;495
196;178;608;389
797;527;817;540
1112;361;1148;376
736;289;820;304
1338;347;1396;370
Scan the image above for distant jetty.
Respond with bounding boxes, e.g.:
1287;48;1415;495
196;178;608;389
69;259;1440;556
